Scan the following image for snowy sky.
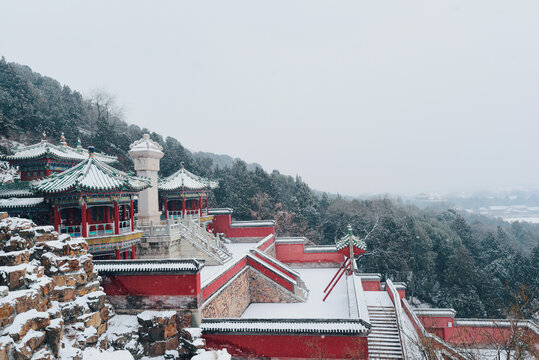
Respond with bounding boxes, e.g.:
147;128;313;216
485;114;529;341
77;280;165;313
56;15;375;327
1;1;538;196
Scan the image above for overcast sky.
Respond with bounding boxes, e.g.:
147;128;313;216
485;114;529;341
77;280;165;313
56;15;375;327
1;1;538;196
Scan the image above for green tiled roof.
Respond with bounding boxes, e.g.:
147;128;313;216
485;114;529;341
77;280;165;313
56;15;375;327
159;165;218;191
0;181;34;198
1;140;116;164
32;156;150;193
335;225;367;251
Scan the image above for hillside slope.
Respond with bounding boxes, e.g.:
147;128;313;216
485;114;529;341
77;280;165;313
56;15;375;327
0;58;537;319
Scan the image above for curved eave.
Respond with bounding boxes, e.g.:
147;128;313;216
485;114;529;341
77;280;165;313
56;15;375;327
2;144;117;164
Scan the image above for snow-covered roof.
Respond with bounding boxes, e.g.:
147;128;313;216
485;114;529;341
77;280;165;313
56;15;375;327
201;318;369;335
358;273;382;282
335;225;367;252
414;309;456;317
0;181;34;198
1;139;116;164
305;245;337;253
208;208;233;215
0;197;44;208
159;165;218;191
94;259;203;273
275;237;307;244
32;154;150;193
230;220;275;228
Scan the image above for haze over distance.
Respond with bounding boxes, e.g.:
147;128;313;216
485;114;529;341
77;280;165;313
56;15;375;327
1;0;538;196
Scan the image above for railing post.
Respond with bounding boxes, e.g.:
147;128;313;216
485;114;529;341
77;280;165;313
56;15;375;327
81;201;88;238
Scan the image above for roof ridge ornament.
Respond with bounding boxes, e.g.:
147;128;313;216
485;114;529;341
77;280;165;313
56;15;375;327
60;132;67;146
77;138;82;150
41;132;47;144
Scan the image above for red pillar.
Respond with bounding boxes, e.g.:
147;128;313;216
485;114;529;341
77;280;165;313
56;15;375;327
131;245;136;259
115;249;121;260
164;198;168;219
182;196;186;218
53;204;60;232
206;196;209;215
114;201;120;235
130;198;135;231
81;202;88;237
199;196;202;217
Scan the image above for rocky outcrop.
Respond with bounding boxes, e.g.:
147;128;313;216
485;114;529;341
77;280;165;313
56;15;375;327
0;213;110;359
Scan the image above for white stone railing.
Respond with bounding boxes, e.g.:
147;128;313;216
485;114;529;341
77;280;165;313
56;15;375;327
178;218;231;257
386;279;409;360
119;220;131;233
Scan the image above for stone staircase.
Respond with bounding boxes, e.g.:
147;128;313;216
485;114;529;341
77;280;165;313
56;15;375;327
367;305;404;359
178;219;233;264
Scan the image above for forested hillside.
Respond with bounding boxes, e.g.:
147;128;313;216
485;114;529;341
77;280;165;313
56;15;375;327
0;58;537;319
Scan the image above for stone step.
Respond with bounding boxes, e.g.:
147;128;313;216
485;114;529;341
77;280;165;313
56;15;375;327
369;348;403;354
369;352;403;357
368;342;402;347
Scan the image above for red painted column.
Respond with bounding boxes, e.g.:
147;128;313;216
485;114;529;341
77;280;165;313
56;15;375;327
114;201;120;235
131;245;136;259
53;204;60;232
206;196;209;215
115;249;121;260
182;196;186;218
199;196;202;216
81;202;88;237
164;198;168;219
130;198;135;231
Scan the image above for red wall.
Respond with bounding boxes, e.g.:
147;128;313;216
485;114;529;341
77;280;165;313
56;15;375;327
225;226;275;239
275;243;344;264
209;214;275;239
202;258;248;301
253;252;297;281
204;334;368;359
361;280;381;291
417;316;455;341
247;257;295;292
209;214;232;235
102;273;200;296
448;325;538;346
257;236;274;251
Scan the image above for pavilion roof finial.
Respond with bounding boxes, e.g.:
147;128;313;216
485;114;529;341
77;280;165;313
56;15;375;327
88;146;95;158
60;132;67;146
77;138;82;150
41;132;47;144
180;161;185;169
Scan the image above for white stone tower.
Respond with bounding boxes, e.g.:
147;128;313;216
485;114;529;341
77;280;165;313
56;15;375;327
129;134;164;226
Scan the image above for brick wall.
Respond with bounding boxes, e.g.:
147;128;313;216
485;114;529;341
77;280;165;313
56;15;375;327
264;244;276;258
202;269;251;318
202;268;300;318
249;268;300;303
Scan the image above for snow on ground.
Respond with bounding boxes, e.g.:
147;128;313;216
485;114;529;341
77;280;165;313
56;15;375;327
399;306;424;359
241;267;349;319
364;291;394;307
192;349;231;360
200;243;256;284
107;314;139;337
81;348;134;360
184;327;202;339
